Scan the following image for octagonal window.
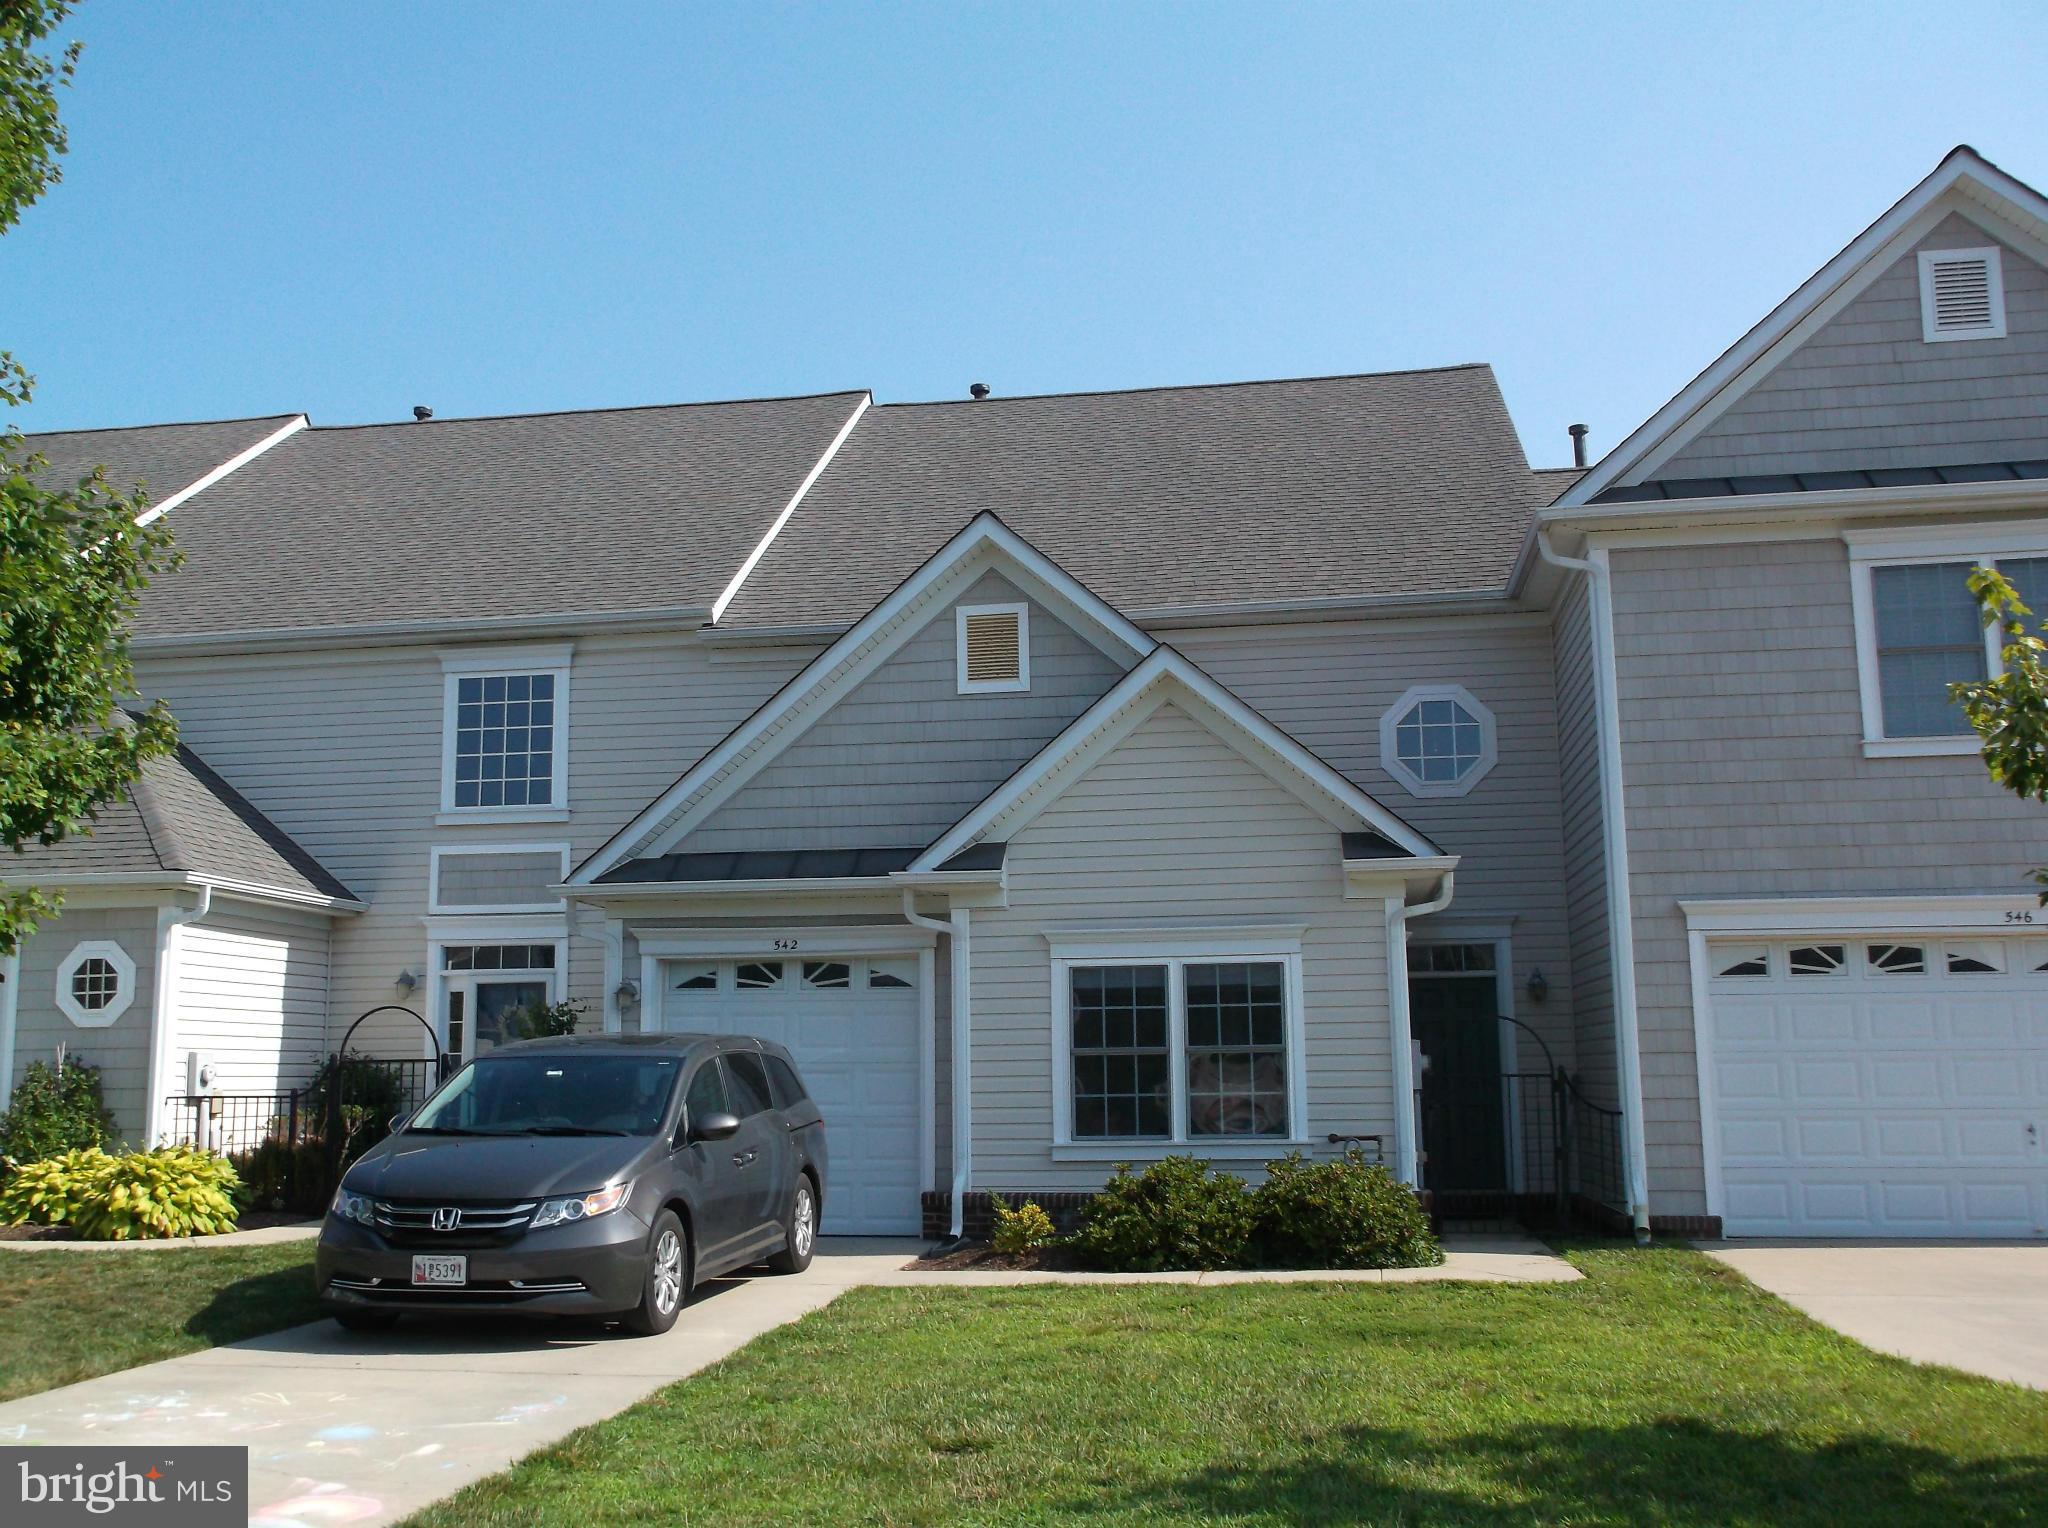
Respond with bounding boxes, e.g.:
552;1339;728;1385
1378;684;1498;798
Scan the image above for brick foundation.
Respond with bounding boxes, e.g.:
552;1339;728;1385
921;1190;1099;1241
1648;1213;1723;1240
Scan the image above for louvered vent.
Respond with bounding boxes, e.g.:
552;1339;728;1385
958;606;1026;691
1919;247;2005;341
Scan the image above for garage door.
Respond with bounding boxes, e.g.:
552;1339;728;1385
661;955;922;1235
1703;935;2048;1238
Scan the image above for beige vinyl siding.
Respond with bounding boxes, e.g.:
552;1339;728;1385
1171;612;1576;1069
1550;575;1614;1099
1661;213;2048;479
13;907;160;1146
136;630;817;1057
682;573;1127;853
175;900;331;1096
968;703;1390;1190
433;850;565;910
1608;536;2048;1216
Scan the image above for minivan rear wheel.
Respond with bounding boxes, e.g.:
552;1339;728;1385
767;1176;816;1274
623;1210;689;1335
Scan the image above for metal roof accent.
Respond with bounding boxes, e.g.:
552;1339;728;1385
1592;459;2048;504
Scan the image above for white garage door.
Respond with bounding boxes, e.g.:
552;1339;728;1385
1704;935;2048;1238
661;955;923;1235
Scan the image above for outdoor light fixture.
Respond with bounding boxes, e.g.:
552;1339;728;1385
395;970;419;995
614;977;640;1009
1526;968;1549;1004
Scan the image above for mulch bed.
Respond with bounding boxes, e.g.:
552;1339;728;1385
0;1208;315;1243
905;1241;1090;1272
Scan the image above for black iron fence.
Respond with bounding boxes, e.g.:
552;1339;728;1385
1419;1065;1626;1231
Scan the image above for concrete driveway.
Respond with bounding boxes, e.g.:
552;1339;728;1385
0;1234;1571;1526
1706;1241;2048;1390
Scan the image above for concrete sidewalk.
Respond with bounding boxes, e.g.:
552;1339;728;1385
1706;1241;2048;1391
0;1235;1573;1526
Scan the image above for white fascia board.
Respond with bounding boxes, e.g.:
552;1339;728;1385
0;870;360;914
133;415;308;527
710;393;871;623
1680;893;2046;935
909;647;1439;872
571;513;1156;884
632;925;938;958
1561;151;2048;506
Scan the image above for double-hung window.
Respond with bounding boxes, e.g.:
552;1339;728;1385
1053;939;1303;1150
439;646;571;819
1850;533;2048;754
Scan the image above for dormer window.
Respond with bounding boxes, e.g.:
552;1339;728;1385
1918;247;2006;342
957;603;1029;694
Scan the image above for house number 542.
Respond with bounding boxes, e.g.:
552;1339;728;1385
774;938;800;951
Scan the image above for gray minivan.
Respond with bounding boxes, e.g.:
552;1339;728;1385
315;1033;826;1335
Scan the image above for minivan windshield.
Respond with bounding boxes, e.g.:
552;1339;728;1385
409;1054;680;1137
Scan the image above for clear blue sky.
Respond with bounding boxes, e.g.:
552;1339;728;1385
9;2;2046;466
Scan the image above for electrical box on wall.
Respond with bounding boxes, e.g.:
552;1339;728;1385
185;1052;217;1097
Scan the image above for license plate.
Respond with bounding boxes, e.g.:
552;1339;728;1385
411;1254;467;1287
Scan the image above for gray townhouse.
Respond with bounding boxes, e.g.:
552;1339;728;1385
4;145;2045;1241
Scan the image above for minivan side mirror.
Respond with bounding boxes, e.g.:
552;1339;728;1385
688;1111;742;1144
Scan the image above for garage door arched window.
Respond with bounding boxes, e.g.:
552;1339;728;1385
55;940;136;1027
1379;684;1498;798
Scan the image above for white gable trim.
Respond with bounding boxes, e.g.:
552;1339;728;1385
908;646;1439;871
571;514;1155;884
1559;150;2048;506
134;415;308;527
709;393;871;622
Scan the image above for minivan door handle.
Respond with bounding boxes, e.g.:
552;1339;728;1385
732;1149;757;1167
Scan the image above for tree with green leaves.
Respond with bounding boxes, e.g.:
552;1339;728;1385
2;0;181;955
1951;565;2048;901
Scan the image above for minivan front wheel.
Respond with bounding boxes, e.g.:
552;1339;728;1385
623;1210;689;1335
767;1176;816;1274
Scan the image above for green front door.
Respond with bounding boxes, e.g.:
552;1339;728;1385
1410;951;1508;1194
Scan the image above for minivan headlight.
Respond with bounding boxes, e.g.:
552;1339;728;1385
530;1182;631;1229
331;1187;376;1227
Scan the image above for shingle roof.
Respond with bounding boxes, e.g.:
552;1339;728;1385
128;393;868;639
594;842;1003;885
9;719;357;905
1532;466;1587;504
1590;459;2048;504
19;415;300;506
718;366;1539;628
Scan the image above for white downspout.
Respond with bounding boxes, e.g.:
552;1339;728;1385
903;892;968;1239
0;949;19;1101
145;882;212;1147
1386;872;1455;1187
1538;528;1652;1243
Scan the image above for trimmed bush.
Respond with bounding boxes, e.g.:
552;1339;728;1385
989;1195;1057;1255
0;1144;243;1239
0;1060;116;1164
1067;1156;1256;1271
1252;1150;1443;1269
232;1136;335;1216
303;1053;410;1167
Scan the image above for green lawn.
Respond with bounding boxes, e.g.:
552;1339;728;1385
0;1242;320;1403
409;1246;2048;1526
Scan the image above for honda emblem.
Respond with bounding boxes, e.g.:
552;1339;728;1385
432;1206;460;1231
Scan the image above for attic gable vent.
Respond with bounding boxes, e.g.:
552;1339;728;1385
957;602;1029;694
1918;246;2006;342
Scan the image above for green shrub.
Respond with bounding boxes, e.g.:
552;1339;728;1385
303;1053;410;1167
1252;1150;1443;1269
504;997;585;1040
0;1060;116;1164
232;1136;336;1216
1067;1156;1256;1271
989;1194;1057;1255
0;1144;243;1239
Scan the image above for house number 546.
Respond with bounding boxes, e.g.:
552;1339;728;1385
2005;910;2036;925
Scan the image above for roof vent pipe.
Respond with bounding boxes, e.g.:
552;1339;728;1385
1568;423;1589;469
969;383;990;401
413;405;433;422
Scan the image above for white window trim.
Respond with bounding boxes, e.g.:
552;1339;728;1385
428;842;572;914
1378;683;1498;798
1047;936;1307;1155
438;644;573;823
955;602;1030;694
1917;246;2007;343
427;931;568;1063
1845;528;2048;754
55;940;137;1028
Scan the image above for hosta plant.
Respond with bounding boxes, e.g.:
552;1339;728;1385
0;1143;243;1239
